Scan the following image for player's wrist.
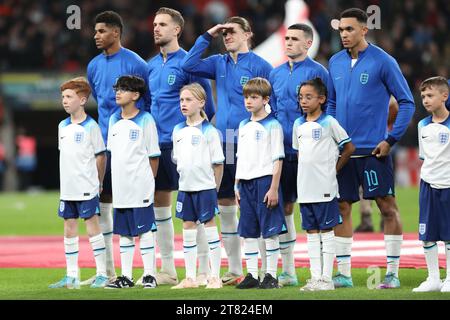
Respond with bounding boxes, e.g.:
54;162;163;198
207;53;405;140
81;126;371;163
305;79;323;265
234;184;239;192
384;135;397;147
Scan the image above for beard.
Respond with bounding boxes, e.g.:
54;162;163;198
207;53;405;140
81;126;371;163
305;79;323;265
154;37;170;47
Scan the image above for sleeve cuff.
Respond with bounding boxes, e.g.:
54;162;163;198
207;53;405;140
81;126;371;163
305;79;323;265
385;135;398;147
149;153;161;158
95;150;107;156
203;32;213;41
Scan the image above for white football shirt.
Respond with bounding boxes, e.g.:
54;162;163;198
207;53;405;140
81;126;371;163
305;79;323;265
293;113;351;203
418;115;450;188
107;110;161;208
235;115;285;180
172;120;224;192
59;115;106;201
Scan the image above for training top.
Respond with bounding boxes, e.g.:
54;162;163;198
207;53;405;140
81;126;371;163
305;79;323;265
235;114;284;180
59;115;106;201
327;43;415;155
418;115;450;189
269;57;329;155
148;48;216;146
293;113;351;203
87;47;151;144
446;80;450;110
181;32;273;144
107;110;160;208
172;120;224;192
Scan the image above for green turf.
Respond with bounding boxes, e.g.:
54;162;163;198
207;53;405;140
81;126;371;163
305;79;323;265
0;187;419;236
0;267;448;300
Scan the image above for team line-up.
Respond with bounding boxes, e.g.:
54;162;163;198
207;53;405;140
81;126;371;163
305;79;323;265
49;7;450;293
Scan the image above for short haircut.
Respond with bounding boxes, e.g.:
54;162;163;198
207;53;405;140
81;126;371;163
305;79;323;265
113;75;146;98
180;83;208;120
156;7;185;36
95;11;124;34
340;8;368;24
243;77;272;98
420;76;450;94
299;77;328;107
288;23;313;40
60;77;91;100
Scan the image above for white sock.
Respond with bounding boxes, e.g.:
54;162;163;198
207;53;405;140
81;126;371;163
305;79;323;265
307;233;321;280
197;223;210;276
89;233;106;277
183;229;198;280
243;238;259;279
279;213;296;276
99;202;115;277
119;236;135;280
219;205;242;275
64;236;79;278
154;206;176;277
139;231;155;277
423;241;439;281
258;237;267;275
265;236;280;278
446;242;450;280
385;234;402;277
205;226;221;278
321;231;336;282
335;236;352;277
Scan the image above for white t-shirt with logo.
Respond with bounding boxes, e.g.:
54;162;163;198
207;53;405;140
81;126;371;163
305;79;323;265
59;115;106;201
418;115;450;188
236;115;285;180
293;113;351;203
107;110;160;208
172;120;224;192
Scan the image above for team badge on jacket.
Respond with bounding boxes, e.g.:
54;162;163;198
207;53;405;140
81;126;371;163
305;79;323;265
360;72;369;84
168;74;176;85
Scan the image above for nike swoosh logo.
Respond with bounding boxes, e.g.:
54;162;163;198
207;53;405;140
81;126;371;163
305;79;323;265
201;212;209;217
268;227;276;232
421;136;428;139
60;136;66;139
113;133;118;136
137;225;145;229
368;187;378;192
334;76;342;80
82;209;90;213
220;75;225;78
325;220;334;224
176;138;183;142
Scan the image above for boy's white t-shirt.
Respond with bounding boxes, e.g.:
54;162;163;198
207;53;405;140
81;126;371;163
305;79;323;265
172;120;224;192
59;115;106;201
293;113;351;203
418;115;450;189
107;110;160;208
235;115;285;180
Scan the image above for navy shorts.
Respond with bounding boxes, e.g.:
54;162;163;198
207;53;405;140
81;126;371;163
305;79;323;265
58;196;100;220
218;144;237;199
113;204;157;237
280;154;298;204
155;145;179;191
419;180;450;241
101;151;112;196
238;175;287;239
337;155;395;202
176;189;219;223
300;198;342;231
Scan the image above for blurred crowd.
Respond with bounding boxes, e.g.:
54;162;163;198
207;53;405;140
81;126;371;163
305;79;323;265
0;0;449;144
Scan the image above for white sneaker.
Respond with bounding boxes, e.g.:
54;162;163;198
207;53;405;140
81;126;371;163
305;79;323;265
412;278;441;292
440;279;450;292
171;278;198;289
315;279;335;291
206;276;223;289
156;272;178;285
136;274;144;286
300;279;321;291
80;275;96;286
196;273;208;286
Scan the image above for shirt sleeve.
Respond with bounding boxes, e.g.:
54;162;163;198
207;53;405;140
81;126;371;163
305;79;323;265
292;120;299;151
87;62;98;102
106;117;113;152
90;123;106;155
144;115;161;158
57;126;61;150
270;121;285;161
326;69;337;118
135;60;152;113
418;124;424;160
172;129;178;164
330;117;351;148
181;33;218;79
208;127;225;164
268;70;278;116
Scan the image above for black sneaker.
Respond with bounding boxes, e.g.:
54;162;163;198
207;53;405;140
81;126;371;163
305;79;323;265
142;275;157;289
105;275;134;289
259;273;280;289
236;273;260;289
